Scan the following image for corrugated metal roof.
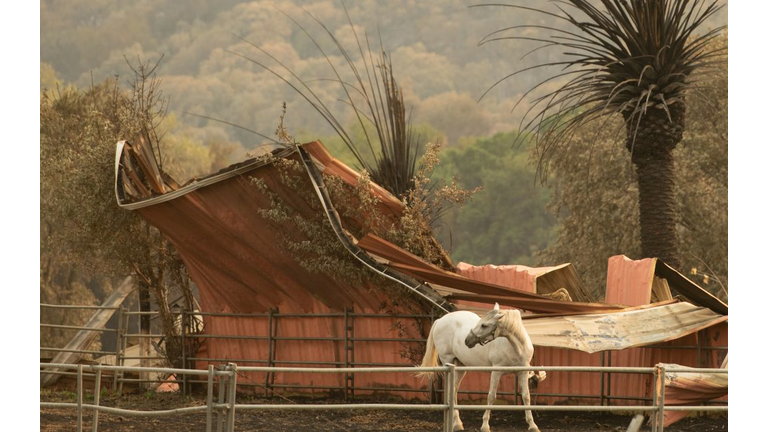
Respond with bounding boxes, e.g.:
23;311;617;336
524;301;727;353
606;255;727;315
456;262;592;302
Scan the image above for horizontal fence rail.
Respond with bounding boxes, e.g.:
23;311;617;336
40;363;727;432
41;305;728;403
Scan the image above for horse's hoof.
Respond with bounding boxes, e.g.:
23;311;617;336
528;427;540;432
480;426;491;432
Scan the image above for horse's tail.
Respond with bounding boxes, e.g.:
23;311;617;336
415;322;439;381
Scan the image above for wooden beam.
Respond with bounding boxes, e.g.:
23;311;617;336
41;277;135;387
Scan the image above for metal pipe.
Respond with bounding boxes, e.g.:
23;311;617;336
652;365;659;432
181;309;187;395
194;311;269;318
190;357;269;364
41;304;119;310
348;307;355;399
39;363;727;424
659;365;667;432
118;307;128;396
216;365;227;432
266;308;274;398
92;369;102;432
114;305;124;391
445;363;456;432
236;366;447;373
77;364;83;432
233;403;447;411
206;365;214;432
40;324;117;332
40;347;115;356
185;334;269;340
226;364;237;432
600;351;605;406
343;307;349;400
122;333;165;338
297;146;453;313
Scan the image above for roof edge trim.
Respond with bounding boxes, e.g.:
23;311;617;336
114;140;297;210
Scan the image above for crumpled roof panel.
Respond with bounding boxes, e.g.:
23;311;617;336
523;301;727;353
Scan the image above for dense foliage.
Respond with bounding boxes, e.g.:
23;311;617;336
432;133;557;266
39;69;238;365
42;1;728;149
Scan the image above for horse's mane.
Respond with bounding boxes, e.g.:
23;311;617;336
497;309;530;344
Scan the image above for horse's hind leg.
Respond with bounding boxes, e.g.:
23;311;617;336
480;371;503;432
452;370;467;431
517;371;540;432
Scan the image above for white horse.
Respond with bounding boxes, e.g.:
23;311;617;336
418;303;545;432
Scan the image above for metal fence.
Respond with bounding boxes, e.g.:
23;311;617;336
40;362;727;432
40;305;727;403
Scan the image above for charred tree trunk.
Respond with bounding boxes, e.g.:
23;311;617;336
625;106;685;270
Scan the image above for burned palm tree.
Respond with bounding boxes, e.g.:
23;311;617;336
477;0;725;269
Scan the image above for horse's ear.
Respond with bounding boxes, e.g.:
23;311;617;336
493;302;500;310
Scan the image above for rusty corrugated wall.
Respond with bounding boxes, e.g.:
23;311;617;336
114;139;727;409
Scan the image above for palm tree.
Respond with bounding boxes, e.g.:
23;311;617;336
477;0;725;269
226;5;421;201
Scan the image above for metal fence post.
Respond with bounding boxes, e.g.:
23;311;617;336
181;309;187;395
606;350;612;406
600;351;606;406
658;365;667;432
206;365;215;432
77;364;83;432
348;308;355;398
444;364;456;432
118;306;128;396
429;311;436;404
266;308;275;397
216;364;227;432
113;306;124;392
91;367;102;432
343;307;349;400
226;363;238;432
651;365;659;432
344;307;356;399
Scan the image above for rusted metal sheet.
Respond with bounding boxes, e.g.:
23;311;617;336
357;234;622;314
606;255;727;315
115;140;423;314
193;304;433;397
456;262;591;302
605;255;657;306
461;265;729;409
660;357;728;426
523;302;727;353
114;137;729;406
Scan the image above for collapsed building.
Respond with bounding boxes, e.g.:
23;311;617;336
114;137;727;426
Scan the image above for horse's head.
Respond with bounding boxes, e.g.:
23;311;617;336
465;303;504;348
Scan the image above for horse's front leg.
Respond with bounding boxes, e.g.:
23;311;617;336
452;370;467;431
517;371;540;432
481;371;503;432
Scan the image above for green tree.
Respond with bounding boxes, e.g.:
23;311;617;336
479;0;726;270
433;132;557;266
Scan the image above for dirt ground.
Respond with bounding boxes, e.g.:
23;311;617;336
40;391;728;431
